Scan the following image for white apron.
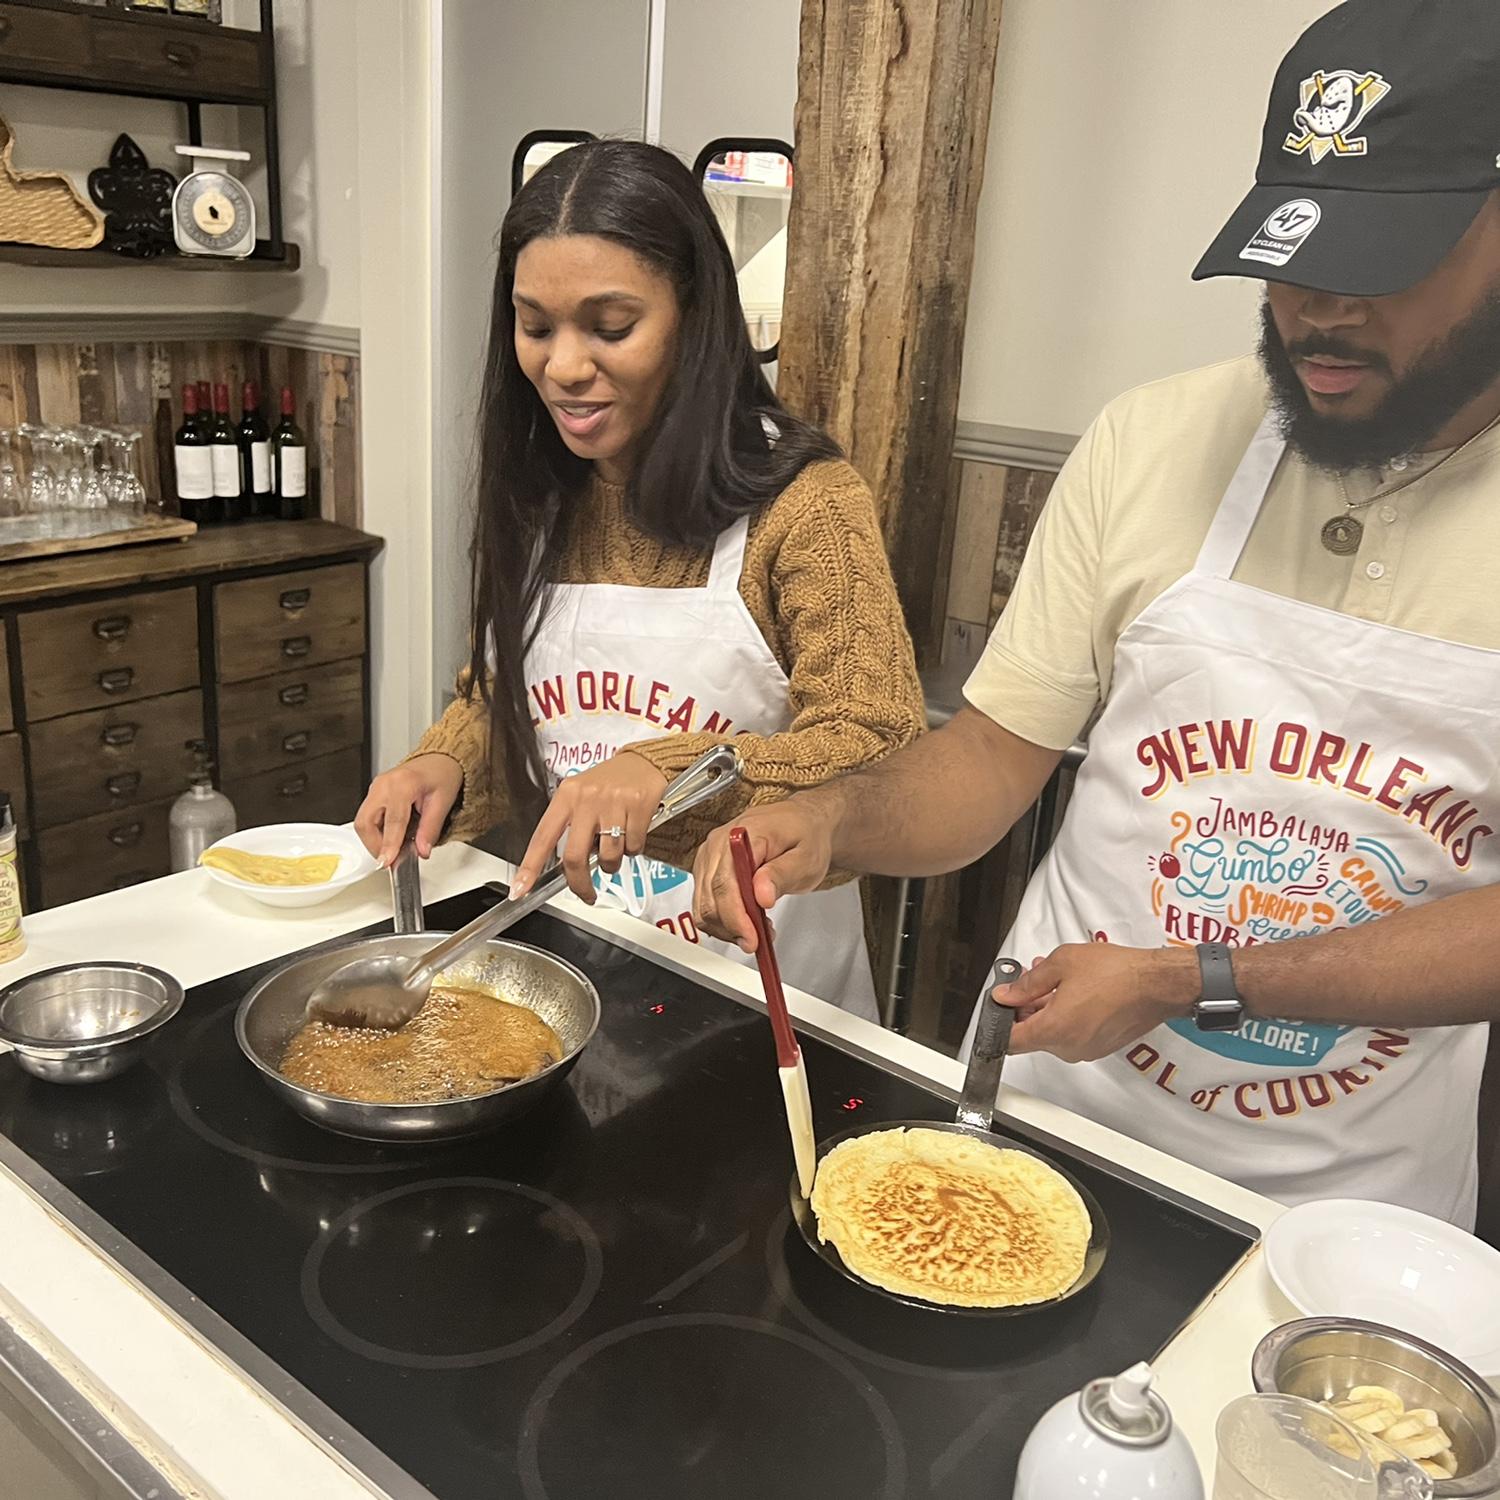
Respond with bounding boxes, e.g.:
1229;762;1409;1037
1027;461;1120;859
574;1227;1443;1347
524;516;879;1020
981;414;1500;1226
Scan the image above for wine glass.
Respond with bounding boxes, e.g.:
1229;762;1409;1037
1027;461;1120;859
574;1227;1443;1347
19;425;58;514
111;429;147;513
0;430;23;518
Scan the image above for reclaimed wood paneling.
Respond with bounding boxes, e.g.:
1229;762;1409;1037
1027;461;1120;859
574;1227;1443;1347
779;0;1007;669
0;336;362;524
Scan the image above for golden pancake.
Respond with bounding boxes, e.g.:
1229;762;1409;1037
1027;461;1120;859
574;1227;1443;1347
809;1127;1091;1308
201;848;342;886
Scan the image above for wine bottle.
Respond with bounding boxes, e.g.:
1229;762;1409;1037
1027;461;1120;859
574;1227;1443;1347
173;384;214;524
238;380;272;519
194;379;213;437
272;386;308;521
209;382;240;522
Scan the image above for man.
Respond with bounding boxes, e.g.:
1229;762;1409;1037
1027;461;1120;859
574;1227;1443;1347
691;0;1500;1229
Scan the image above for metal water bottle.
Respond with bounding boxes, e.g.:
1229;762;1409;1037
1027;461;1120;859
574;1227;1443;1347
170;739;236;871
1013;1362;1205;1500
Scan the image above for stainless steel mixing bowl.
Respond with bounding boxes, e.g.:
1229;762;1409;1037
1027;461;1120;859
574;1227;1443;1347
235;933;601;1142
1253;1316;1500;1498
0;962;184;1084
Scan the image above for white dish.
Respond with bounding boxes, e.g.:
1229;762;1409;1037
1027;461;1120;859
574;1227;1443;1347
1266;1198;1500;1375
200;823;380;909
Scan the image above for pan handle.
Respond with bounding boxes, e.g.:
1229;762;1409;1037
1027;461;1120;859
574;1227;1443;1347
956;957;1022;1130
389;811;424;935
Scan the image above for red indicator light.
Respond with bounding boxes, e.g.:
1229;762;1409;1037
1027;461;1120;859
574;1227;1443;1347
840;1096;864;1112
648;1003;666;1015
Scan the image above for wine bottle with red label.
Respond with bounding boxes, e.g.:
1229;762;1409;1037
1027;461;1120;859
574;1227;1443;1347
238;380;272;519
173;383;214;525
273;385;308;521
209;382;241;522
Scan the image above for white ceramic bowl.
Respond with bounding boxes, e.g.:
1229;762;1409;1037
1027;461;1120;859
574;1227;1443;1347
200;823;380;909
1266;1198;1500;1377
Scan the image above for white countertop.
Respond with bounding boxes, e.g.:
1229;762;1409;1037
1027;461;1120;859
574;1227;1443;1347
0;847;1297;1497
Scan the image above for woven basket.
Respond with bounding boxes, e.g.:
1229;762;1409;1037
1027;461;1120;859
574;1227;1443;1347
0;112;104;250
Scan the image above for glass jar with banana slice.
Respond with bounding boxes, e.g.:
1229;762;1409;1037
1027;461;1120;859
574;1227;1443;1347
1323;1385;1459;1481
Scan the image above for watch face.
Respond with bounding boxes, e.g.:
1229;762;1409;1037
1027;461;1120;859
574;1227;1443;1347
174;172;253;253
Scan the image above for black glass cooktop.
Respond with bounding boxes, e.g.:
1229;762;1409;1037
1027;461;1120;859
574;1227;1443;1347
0;892;1256;1499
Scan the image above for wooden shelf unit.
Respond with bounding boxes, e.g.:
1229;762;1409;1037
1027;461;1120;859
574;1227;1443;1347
0;0;294;266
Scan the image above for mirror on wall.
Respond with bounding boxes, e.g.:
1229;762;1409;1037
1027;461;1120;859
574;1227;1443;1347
695;139;792;364
511;130;597;195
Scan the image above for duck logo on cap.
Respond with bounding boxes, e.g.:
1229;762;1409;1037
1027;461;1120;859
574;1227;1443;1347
1283;70;1391;162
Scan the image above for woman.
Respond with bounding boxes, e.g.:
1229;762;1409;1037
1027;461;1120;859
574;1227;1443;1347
355;140;924;1018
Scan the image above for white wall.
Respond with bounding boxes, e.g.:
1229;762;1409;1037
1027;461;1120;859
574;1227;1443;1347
960;0;1330;438
431;0;650;710
0;0;362;328
657;0;800;158
356;0;434;769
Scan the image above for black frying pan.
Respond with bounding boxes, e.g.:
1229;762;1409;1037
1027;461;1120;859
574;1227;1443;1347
789;958;1111;1317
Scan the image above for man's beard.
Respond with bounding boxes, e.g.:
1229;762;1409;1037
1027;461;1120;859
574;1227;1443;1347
1257;293;1500;472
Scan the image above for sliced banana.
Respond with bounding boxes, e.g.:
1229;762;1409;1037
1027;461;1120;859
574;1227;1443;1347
1346;1385;1404;1409
1322;1384;1460;1479
1394;1430;1456;1462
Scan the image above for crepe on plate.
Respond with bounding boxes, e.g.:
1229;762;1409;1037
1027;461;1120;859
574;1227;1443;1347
809;1126;1091;1308
200;848;342;887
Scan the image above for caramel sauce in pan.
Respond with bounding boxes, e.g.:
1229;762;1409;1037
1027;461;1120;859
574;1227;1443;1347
279;986;564;1104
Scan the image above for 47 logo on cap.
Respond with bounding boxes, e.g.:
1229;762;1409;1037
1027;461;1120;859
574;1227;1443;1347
1284;70;1391;162
1240;198;1322;268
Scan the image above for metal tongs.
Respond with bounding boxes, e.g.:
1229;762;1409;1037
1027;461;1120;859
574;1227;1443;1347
305;745;741;1030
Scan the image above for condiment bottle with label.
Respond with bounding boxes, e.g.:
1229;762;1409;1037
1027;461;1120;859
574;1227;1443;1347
1013;1362;1204;1500
170;740;236;872
0;793;24;962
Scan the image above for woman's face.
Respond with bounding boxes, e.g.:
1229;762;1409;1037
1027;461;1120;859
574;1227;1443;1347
513;233;681;484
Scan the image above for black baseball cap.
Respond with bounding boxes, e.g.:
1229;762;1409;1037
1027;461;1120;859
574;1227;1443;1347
1194;0;1500;297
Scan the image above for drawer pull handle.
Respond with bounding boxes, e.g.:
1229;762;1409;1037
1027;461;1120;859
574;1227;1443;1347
282;731;311;754
279;588;311;611
278;774;309;798
92;615;132;642
100;723;139;748
106;772;142;798
162;42;195;66
278;682;310;707
108;821;145;848
98;668;135;695
281;636;312;660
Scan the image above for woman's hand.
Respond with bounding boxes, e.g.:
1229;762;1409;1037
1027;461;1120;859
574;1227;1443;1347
354;753;465;866
512;753;669;902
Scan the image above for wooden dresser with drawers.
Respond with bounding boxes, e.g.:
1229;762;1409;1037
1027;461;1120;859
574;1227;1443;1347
0;522;382;909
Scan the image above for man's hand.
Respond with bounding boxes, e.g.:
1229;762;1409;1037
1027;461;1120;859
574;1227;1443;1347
691;793;841;952
512;753;669;903
994;943;1199;1062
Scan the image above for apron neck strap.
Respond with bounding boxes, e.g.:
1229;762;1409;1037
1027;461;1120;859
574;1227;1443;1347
1194;412;1287;579
706;515;751;594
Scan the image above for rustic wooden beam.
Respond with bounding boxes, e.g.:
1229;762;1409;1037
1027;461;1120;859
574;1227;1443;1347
779;0;1006;667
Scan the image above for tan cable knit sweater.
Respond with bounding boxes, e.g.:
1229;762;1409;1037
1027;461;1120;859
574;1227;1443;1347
413;458;925;867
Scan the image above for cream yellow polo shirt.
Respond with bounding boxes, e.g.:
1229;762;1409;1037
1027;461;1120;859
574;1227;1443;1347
965;354;1500;749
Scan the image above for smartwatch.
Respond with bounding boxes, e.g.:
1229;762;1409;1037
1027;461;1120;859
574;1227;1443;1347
1192;942;1245;1032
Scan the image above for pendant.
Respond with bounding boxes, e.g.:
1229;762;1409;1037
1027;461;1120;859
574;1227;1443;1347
1321;514;1364;555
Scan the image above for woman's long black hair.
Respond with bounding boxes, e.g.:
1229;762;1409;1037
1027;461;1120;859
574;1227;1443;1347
466;138;839;819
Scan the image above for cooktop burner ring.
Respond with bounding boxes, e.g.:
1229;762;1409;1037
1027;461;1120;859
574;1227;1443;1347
764;1208;1009;1382
166;1005;431;1175
301;1176;603;1369
516;1312;908;1500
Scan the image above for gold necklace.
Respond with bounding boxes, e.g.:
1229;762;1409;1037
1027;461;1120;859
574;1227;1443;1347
1319;409;1500;556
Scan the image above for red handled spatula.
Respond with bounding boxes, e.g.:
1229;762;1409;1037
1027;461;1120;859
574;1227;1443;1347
729;827;817;1199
